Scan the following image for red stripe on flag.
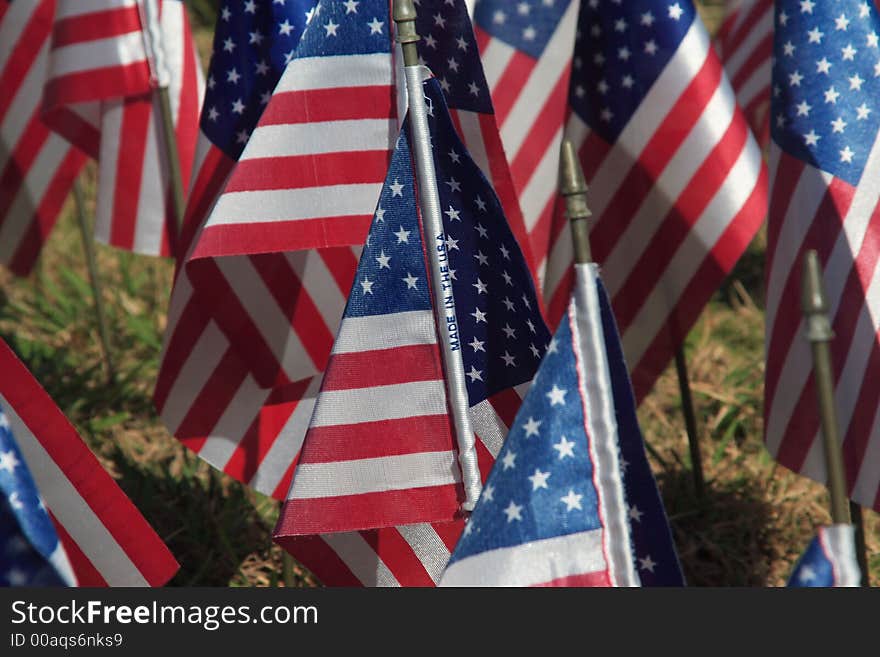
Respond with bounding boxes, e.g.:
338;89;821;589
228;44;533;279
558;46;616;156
318;344;445;391
299;416;455;464
51;5;142;48
277;485;462;535
225;150;392;192
362;528;436;586
191;214;374;259
258;86;395;125
110;94;152;250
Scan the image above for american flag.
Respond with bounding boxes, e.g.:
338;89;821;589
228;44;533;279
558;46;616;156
1;405;75;587
274;77;549;585
714;0;773;148
765;0;880;514
274;77;550;538
413;0;539;286
787;525;861;587
472;0;578;289
0;340;178;586
0;0;86;276
156;0;395;501
440;263;683;586
40;0;202;257
479;0;768;401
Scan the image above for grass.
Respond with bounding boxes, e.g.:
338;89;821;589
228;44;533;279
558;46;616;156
1;2;876;587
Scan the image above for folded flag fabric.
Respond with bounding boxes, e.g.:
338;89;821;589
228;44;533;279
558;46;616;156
41;0;203;257
0;0;86;276
440;263;683;586
787;525;861;587
0;340;179;586
0;405;75;587
714;0;773;149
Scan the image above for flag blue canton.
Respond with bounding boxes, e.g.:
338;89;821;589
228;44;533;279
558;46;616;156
447;310;600;561
424;80;551;404
788;533;839;587
414;0;492;113
569;0;695;142
201;0;317;159
595;282;684;586
0;406;66;586
473;0;571;60
772;0;880;185
295;0;390;57
344;131;432;319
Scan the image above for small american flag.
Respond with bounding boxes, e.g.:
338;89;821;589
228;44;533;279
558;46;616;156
156;0;395;501
765;0;880;514
714;0;773;148
0;405;74;587
472;0;578;289
0;340;178;586
787;525;861;587
274;77;550;537
440;263;683;586
0;0;86;276
41;0;203;257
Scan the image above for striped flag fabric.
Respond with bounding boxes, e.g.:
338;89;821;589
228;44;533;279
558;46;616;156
413;0;538;284
1;405;75;587
274;76;550;584
440;263;683;586
274;77;550;537
177;0;316;259
155;0;396;501
472;0;578;289
765;0;880;513
477;0;768;401
713;0;773;148
543;0;767;400
787;525;861;587
41;0;203;257
0;0;86;276
0;340;178;586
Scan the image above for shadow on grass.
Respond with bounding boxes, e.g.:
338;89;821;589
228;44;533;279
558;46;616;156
657;469;781;586
103;438;311;587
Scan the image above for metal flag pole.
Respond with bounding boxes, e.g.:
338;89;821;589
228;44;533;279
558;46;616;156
393;0;481;511
73;180;116;385
801;250;869;585
559;140;592;265
561;139;705;499
139;0;186;240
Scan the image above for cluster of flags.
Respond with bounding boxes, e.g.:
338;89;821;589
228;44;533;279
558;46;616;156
0;0;871;586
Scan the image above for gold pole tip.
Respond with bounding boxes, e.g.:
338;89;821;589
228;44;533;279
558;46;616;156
560;139;588;197
393;0;417;23
802;249;828;315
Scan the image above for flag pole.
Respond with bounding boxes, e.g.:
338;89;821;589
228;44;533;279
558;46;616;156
561;139;705;499
138;0;186;241
674;346;705;500
72;180;116;385
393;0;481;511
559;139;591;265
801;250;869;585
